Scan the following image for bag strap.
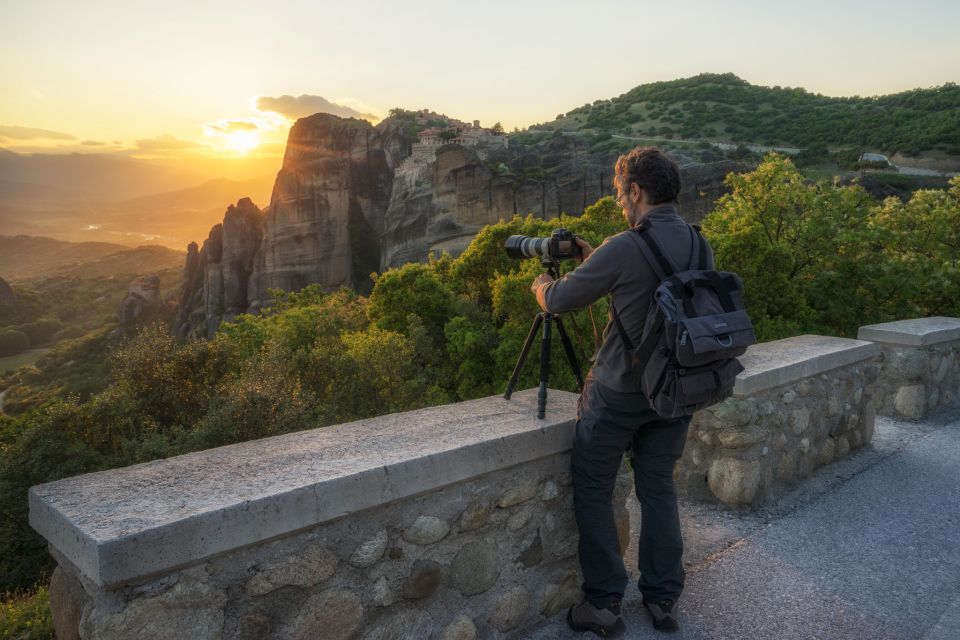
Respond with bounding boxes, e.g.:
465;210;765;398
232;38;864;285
610;300;634;351
610;300;665;367
691;224;709;270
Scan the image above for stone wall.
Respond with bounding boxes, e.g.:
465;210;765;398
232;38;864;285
31;390;631;640
675;335;881;506
858;317;960;420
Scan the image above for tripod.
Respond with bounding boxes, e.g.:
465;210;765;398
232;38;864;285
503;262;584;419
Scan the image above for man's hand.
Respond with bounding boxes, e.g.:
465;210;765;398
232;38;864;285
575;237;594;262
530;273;554;295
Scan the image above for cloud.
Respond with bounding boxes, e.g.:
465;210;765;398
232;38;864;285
134;134;201;152
0;125;76;141
81;139;107;146
203;119;261;136
255;94;378;122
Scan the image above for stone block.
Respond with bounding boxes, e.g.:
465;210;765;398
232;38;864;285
514;530;543;569
892;350;928;381
710;398;757;427
404;560;443;599
862;400;876;444
835;436;851;458
717;426;767;449
540;571;582;617
49;567;86;640
80;578;227;640
449;539;499;595
789;408;810;435
708;457;761;506
858;317;960;346
459;499;491;531
403;515;450;545
348;529;388;568
371;576;394;607
441;615;477;640
817;438;836;465
733;335;879;396
498;477;539;507
895;384;927;419
488;585;530;632
246;543;336;596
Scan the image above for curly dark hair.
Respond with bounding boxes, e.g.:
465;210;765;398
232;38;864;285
614;147;681;205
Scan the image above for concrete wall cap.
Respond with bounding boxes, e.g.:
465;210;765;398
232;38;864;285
733;334;879;397
857;317;960;346
28;389;577;589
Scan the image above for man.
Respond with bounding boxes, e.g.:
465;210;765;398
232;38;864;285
530;147;714;636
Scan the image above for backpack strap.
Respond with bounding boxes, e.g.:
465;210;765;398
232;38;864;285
691;224;709;270
610;301;634;351
610;299;665;367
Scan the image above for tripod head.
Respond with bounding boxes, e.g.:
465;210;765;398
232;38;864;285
540;257;561;280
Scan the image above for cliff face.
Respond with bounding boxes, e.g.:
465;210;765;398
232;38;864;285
250;114;392;306
175;112;737;338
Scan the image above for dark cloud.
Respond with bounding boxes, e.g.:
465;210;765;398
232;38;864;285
204;119;260;135
255;94;377;121
0;125;77;141
134;134;201;152
81;140;107;146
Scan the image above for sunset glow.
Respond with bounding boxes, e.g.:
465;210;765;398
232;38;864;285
223;130;260;154
1;0;957;164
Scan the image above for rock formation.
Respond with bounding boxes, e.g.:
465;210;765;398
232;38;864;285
117;275;160;324
0;277;15;307
174;111;739;338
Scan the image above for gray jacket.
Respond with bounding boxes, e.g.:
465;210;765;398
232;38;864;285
534;204;715;392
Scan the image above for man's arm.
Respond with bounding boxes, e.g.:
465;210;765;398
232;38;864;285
531;237;624;313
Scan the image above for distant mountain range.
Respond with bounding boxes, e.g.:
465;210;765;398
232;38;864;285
0;148;279;204
0;235;184;283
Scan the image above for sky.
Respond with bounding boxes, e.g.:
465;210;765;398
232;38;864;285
1;0;958;161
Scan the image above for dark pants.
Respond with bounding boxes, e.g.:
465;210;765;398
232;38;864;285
572;378;691;609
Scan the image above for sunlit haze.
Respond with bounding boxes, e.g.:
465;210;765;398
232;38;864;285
1;0;958;165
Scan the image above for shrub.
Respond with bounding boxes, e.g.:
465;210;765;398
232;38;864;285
0;330;29;357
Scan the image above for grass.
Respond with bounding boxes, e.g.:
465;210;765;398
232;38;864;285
0;587;53;640
0;350;49;376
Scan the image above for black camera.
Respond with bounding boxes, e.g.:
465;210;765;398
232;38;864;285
504;228;581;261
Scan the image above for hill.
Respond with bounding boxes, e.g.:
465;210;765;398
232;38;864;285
0;236;183;283
536;73;960;158
115;176;275;213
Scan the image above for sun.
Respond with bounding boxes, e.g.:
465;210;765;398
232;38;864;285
225;130;260;154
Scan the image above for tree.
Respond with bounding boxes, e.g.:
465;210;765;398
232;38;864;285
491;122;505;135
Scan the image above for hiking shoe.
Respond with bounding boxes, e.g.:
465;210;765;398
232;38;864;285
643;597;679;632
566;599;626;638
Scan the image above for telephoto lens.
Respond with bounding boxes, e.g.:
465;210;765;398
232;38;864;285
505;235;550;259
504;228;581;261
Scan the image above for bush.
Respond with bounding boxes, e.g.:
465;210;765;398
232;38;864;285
0;330;29;357
0;586;53;639
10;319;62;347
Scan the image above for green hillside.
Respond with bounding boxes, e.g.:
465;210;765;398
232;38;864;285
537;73;960;157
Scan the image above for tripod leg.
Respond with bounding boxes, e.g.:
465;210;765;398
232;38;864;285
538;314;553;419
504;313;544;400
555;316;584;391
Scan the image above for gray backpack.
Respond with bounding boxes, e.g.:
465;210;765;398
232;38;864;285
611;222;756;418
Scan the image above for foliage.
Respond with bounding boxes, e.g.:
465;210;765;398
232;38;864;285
0;331;29;357
702;155;960;339
547;72;960;156
0;586;52;640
